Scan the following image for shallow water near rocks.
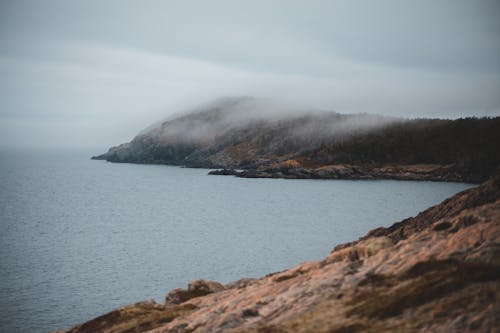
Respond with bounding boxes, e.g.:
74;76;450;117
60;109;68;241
0;149;474;333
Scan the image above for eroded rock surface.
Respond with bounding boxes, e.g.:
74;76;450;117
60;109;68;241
59;173;500;333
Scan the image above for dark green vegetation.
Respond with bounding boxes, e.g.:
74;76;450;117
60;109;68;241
94;98;500;183
307;117;500;183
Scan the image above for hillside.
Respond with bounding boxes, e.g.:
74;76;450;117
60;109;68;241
93;97;500;182
57;170;500;333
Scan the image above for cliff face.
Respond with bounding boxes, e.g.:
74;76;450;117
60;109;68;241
93;97;500;183
60;172;500;333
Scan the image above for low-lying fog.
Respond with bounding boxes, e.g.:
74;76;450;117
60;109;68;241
138;97;403;146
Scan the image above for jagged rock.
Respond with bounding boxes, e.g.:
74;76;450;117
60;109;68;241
165;288;190;305
207;169;240;176
165;280;225;305
225;278;258;289
188;279;225;294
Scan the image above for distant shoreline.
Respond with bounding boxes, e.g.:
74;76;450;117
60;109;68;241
207;162;477;183
91;101;500;185
92;156;480;184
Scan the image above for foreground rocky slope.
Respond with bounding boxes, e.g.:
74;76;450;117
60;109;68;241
93;97;500;183
59;172;500;333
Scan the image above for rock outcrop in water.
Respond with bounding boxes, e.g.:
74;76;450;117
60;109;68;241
58;171;500;333
93;97;500;183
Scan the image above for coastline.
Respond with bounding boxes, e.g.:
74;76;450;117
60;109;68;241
56;172;500;333
208;162;475;183
93;157;482;183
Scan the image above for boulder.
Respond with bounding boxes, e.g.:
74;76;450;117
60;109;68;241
165;279;225;305
188;279;225;293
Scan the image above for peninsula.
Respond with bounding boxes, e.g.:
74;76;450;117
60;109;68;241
93;98;499;183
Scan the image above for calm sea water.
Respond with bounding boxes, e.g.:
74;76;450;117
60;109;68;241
0;149;473;333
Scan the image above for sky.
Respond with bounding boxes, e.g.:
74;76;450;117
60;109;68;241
0;0;499;148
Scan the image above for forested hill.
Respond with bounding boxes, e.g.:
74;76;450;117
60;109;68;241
93;97;500;183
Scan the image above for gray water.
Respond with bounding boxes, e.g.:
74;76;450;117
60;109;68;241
0;149;474;333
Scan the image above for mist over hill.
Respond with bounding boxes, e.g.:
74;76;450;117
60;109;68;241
94;97;500;182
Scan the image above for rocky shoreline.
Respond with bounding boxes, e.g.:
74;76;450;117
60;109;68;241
56;172;500;333
208;161;470;183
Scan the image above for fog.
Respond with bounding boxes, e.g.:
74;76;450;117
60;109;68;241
1;0;499;148
135;97;402;148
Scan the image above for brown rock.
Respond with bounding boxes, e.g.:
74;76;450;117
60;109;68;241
165;280;225;305
188;279;225;294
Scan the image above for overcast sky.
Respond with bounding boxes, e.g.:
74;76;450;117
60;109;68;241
1;0;499;148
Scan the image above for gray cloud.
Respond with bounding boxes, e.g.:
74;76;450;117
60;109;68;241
0;0;499;148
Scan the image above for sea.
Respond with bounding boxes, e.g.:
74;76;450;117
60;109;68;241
0;148;474;333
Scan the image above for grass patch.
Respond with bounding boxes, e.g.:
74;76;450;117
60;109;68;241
348;259;500;319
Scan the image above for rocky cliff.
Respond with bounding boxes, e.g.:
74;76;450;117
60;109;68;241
93;97;500;183
58;171;500;333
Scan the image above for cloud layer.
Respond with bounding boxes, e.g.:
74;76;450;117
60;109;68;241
1;0;499;148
